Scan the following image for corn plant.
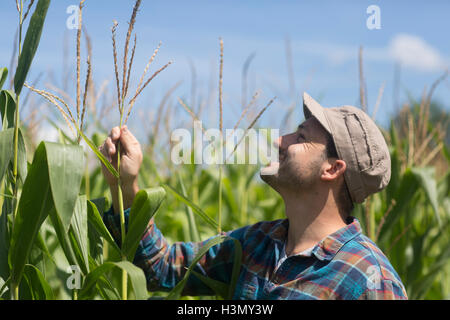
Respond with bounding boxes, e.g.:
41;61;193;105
1;0;168;301
1;0;449;301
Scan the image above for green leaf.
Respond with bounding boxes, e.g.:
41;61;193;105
90;197;106;214
45;116;77;145
9;142;54;286
0;127;27;183
0;128;14;181
35;231;55;265
0;68;7;90
166;235;227;300
78;130;119;179
0;206;11;282
48;206;79;271
45;142;85;233
227;237;242;299
163;183;218;230
95;274;121;300
87;200;121;256
16;128;28;183
69;195;89;274
191;270;229;298
0;90;16;129
378;168;419;242
14;0;51;95
79;261;148;300
10;141;84;286
122;187;166;261
411;241;450;299
23;264;54;300
178;173;200;242
88;216;104;266
411;167;441;226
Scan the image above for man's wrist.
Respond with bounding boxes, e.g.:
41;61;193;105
122;181;140;207
109;180;139;213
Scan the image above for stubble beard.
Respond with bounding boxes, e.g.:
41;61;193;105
260;156;321;194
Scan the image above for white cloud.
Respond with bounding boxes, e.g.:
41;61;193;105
288;33;448;73
388;33;448;72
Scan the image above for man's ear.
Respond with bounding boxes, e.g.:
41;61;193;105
321;159;346;182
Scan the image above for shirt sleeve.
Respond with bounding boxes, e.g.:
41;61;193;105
359;279;408;300
102;206;247;297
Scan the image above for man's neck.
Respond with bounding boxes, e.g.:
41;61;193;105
281;187;348;257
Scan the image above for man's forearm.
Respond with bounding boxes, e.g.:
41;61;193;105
109;182;140;214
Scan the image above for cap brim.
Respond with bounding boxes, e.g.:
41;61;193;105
302;92;332;134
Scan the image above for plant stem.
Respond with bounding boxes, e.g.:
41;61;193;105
12;0;24;222
12;95;19;216
218;165;223;234
11;0;23;301
117;115;128;300
11;283;18;300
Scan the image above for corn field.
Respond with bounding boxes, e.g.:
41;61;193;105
0;0;449;300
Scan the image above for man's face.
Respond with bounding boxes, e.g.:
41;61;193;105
261;117;329;193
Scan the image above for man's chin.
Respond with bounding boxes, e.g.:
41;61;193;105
260;161;281;190
260;161;280;177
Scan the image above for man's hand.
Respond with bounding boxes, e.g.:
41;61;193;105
99;126;143;213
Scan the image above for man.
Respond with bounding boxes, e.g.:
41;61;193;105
99;92;408;299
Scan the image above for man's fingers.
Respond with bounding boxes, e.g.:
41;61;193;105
105;137;116;155
119;126;139;153
110;126;121;142
99;142;111;162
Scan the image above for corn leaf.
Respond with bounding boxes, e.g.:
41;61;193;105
13;0;51;95
23;264;54;300
411;167;441;226
410;241;450;299
48;206;79;272
88;217;104;266
0;68;7;90
79;261;148;300
68;195;90;274
45;142;85;233
227;237;242;299
377;168;419;242
166;235;226;300
87;199;121;256
163;183;218;230
16;128;28;184
123;187;166;261
0;90;16;129
0;202;11;283
9;142;54;286
78;130;119;178
96;275;121;300
178;172;200;242
35;231;55;265
191;270;229;298
0;128;14;181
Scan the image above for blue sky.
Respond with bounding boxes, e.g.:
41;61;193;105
1;0;449;137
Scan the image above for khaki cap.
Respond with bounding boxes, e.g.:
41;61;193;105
302;92;391;203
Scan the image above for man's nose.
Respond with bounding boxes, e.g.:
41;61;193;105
273;134;288;150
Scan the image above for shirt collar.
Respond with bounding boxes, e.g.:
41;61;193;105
269;216;362;261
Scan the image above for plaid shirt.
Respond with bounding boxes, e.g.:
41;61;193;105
103;208;408;300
